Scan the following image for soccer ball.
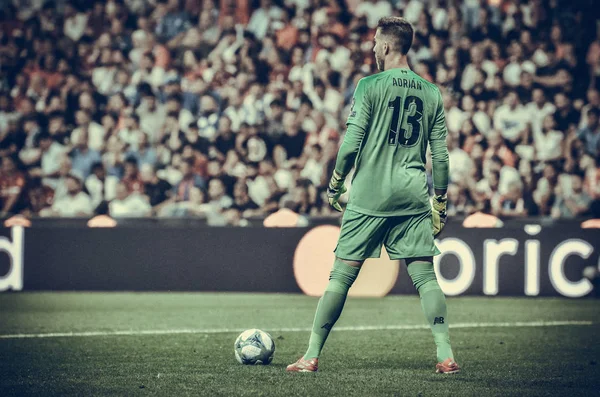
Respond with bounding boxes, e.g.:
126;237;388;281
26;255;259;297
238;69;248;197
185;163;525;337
234;329;275;365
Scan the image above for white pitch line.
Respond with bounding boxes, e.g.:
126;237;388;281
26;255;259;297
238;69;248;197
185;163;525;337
0;321;592;340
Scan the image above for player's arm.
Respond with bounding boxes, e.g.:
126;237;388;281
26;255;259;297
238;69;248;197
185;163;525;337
328;79;371;211
430;89;450;236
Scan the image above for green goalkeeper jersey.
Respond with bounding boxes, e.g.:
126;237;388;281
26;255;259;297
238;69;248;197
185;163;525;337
335;68;449;217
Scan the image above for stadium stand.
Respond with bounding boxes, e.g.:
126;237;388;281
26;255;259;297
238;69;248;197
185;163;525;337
0;0;599;224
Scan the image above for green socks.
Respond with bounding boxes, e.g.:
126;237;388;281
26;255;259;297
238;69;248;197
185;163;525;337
304;259;360;359
303;259;453;363
407;260;454;362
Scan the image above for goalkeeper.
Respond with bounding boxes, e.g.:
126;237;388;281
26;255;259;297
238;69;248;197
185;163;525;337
287;17;458;374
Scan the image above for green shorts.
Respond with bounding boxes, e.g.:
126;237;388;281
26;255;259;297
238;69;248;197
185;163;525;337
334;209;440;261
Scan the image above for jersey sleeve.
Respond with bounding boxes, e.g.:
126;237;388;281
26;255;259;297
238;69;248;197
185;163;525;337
346;78;372;132
429;89;449;191
335;78;372;177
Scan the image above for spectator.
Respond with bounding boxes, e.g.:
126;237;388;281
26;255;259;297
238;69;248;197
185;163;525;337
585;157;600;217
532;114;563;163
109;182;152;218
484;130;517;168
527;88;556;132
247;0;283;40
553;93;580;132
121;157;144;194
493;91;529;143
47;112;70;146
492;182;527;218
503;42;536;88
0;119;26;157
36;132;67;189
127;132;158;167
552;174;592;219
173;157;206;202
24;177;54;217
160;186;211;218
63;3;88;42
72;109;106;152
131;52;165;90
137;92;167;143
279;112;307;161
43;175;93;218
22;115;42;150
86;162;119;210
231;180;260;216
207;178;233;210
448;134;475;183
70;129;102;180
577;108;600;158
224;95;250;133
119;113;143;150
214;117;236;158
462;45;498;92
155;0;192;44
140;163;172;207
356;0;392;29
579;89;600;129
0;156;26;217
300;144;326;187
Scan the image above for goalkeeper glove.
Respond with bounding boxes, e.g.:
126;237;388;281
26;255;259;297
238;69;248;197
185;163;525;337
327;170;347;212
432;194;448;237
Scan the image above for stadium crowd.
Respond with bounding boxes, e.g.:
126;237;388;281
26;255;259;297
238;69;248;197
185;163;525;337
0;0;599;224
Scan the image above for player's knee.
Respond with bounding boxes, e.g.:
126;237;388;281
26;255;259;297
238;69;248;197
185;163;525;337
328;259;360;289
407;261;439;292
410;271;438;292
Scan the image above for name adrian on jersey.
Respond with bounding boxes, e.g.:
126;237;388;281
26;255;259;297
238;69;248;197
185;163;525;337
392;78;422;90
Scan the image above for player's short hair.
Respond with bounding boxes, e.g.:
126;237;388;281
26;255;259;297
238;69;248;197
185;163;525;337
376;17;414;55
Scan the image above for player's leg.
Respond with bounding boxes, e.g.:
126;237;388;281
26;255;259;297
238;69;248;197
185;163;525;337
303;257;362;360
384;212;459;373
287;210;386;372
405;257;456;369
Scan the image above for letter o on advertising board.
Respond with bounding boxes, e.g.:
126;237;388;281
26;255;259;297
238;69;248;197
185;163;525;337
434;238;476;296
293;225;399;297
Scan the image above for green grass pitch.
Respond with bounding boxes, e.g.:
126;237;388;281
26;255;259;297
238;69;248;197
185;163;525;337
0;293;599;396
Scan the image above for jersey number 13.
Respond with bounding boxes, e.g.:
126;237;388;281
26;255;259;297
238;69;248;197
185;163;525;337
387;95;423;147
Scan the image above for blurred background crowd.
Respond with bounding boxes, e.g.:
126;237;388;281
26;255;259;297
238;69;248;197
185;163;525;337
0;0;599;225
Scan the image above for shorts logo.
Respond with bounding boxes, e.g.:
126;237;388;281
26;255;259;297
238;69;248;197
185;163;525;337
433;317;445;325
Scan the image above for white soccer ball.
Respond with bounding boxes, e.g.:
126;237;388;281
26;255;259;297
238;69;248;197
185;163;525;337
234;329;275;365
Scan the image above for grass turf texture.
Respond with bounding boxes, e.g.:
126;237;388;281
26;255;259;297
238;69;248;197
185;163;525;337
0;293;599;396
